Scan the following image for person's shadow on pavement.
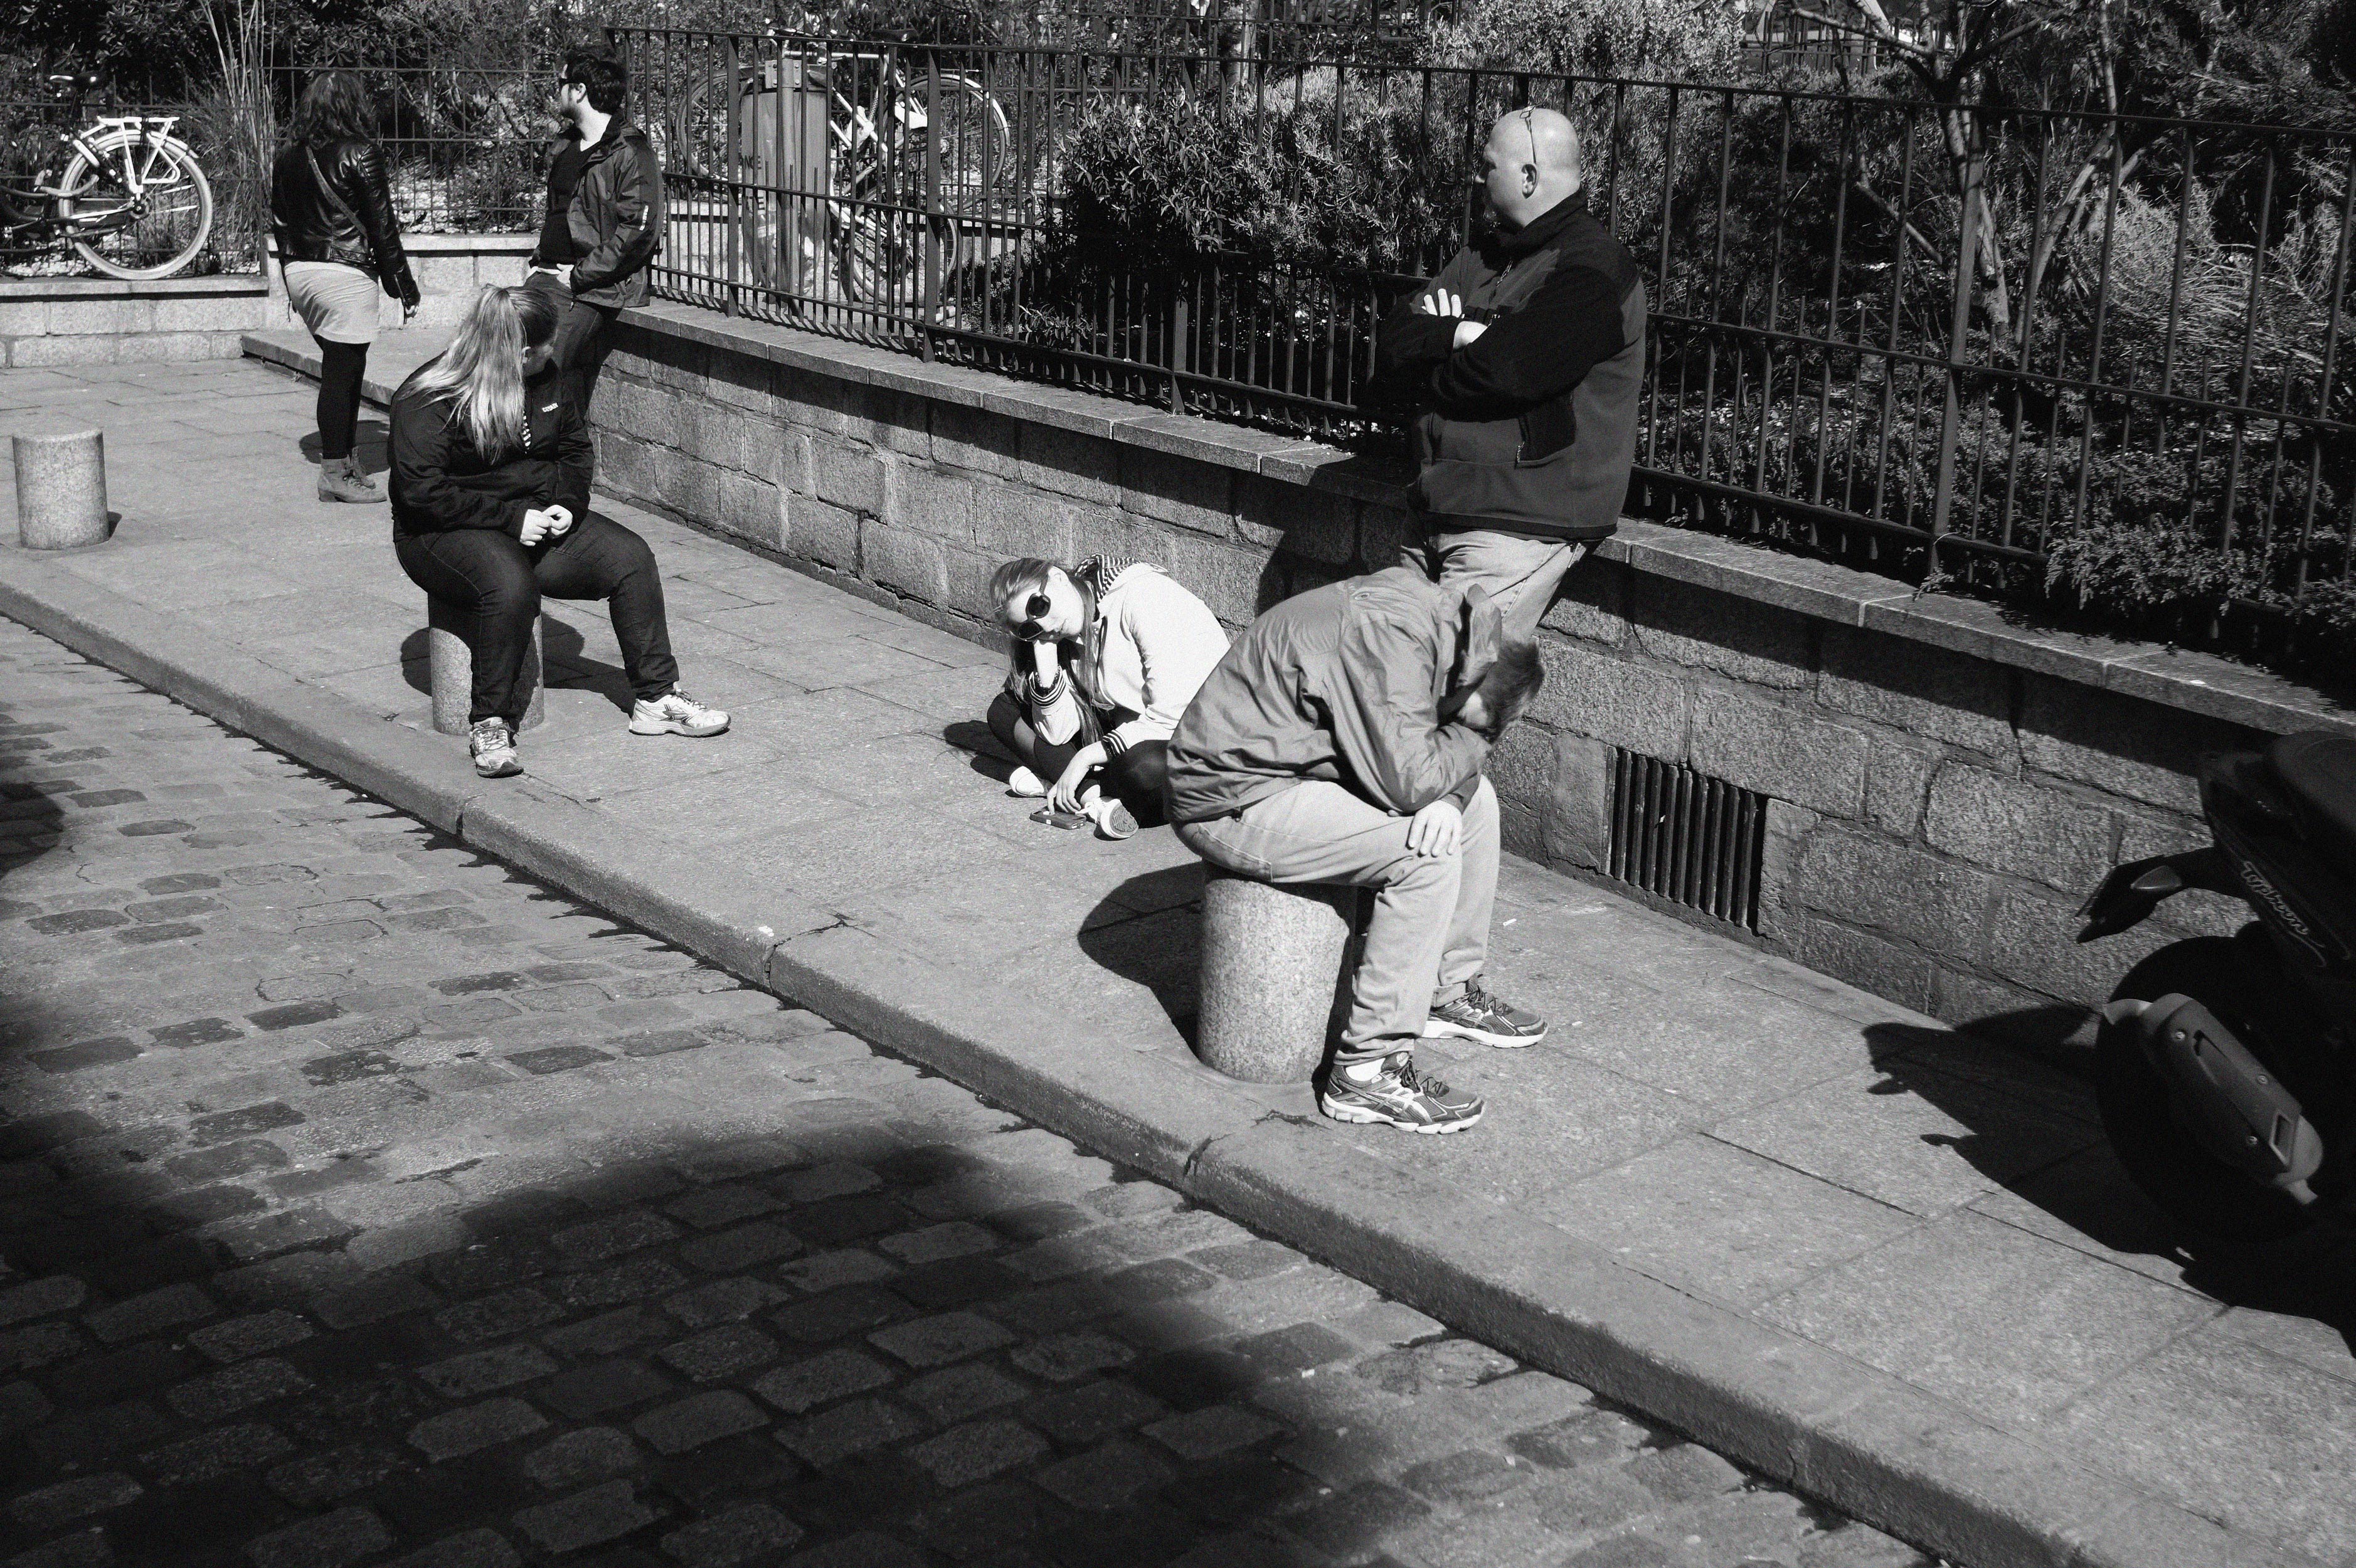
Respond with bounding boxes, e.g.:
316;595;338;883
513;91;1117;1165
1863;1018;2356;1358
1080;866;1211;1042
297;416;391;476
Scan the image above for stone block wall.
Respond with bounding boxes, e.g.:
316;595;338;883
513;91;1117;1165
591;309;2320;1041
1503;561;2257;1038
0;278;269;366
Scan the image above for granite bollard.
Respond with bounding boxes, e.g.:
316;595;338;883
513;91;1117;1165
1195;871;1358;1084
427;597;545;736
14;428;109;549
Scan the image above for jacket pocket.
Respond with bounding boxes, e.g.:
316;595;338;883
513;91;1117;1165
1517;395;1576;466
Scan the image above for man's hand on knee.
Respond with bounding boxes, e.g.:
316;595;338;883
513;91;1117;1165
1406;798;1463;858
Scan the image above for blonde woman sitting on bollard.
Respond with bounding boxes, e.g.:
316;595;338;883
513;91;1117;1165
986;556;1228;840
389;286;727;779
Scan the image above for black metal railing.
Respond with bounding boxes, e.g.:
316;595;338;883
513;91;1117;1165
617;25;2356;655
266;45;559;233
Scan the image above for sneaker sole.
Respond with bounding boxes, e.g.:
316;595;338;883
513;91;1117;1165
1319;1099;1483;1133
629;719;730;737
473;761;522;778
1422;1018;1547;1049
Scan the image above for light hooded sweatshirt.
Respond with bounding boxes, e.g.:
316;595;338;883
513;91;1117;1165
1007;558;1230;757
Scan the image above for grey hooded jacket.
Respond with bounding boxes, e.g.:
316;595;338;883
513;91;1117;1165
1164;566;1502;825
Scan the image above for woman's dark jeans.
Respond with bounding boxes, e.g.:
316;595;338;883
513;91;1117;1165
987;690;1169;827
395;514;680;728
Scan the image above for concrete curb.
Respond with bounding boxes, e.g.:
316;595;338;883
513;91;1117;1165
0;539;2315;1568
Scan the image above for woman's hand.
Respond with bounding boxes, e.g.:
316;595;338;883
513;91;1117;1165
1031;638;1059;677
542;505;574;538
1048;744;1105;816
517;509;553;546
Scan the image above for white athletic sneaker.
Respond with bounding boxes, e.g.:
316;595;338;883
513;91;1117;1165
1006;765;1048;798
1091;795;1138;840
630;690;730;737
469;717;522;778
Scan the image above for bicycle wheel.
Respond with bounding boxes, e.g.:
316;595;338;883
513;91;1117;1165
671;76;734;182
833;109;916;307
927;76;1016;205
62;131;211;280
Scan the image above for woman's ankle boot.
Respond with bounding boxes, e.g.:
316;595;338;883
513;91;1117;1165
318;455;381;504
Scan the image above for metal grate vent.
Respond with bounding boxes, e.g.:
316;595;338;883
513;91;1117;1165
1605;748;1768;932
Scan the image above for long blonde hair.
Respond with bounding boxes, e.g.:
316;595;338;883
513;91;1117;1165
401;286;557;460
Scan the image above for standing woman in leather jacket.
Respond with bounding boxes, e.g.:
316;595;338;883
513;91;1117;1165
271;71;422;504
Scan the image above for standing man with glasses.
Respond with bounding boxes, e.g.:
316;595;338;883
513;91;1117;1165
526;48;664;422
1369;106;1646;647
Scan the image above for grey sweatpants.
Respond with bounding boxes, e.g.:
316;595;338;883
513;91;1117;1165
1175;776;1499;1067
1403;526;1589;647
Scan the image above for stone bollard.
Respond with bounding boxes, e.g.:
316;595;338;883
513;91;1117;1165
427;597;546;736
14;428;109;549
1195;871;1360;1084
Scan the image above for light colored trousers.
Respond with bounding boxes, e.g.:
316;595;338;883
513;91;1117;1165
1177;776;1499;1067
1404;526;1589;646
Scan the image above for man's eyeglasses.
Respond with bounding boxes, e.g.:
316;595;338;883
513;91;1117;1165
1010;591;1054;642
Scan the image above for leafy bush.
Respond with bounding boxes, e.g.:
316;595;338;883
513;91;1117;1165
1426;0;1745;80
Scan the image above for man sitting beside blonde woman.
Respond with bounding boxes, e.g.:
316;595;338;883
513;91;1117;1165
987;556;1228;839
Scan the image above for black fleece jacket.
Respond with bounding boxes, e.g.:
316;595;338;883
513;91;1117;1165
388;368;592;541
1369;198;1647;542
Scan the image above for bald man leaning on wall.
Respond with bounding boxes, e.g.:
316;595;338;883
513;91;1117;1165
1366;107;1648;650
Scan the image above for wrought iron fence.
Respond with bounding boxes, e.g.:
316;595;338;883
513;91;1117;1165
267;44;558;233
616;25;2356;651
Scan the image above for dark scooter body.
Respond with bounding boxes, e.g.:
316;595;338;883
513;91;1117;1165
2078;731;2356;1242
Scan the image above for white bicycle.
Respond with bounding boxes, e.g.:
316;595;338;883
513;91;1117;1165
0;75;213;280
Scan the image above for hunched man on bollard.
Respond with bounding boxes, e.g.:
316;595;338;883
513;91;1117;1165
1165;566;1549;1133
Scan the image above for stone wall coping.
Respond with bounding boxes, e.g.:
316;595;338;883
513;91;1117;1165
397;233;539;255
0;274;266;299
620;299;2356;743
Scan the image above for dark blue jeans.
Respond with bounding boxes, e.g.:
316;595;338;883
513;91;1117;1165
524;270;620;421
396;515;679;727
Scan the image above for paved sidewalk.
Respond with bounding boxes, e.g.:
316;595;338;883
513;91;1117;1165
0;614;1926;1568
3;342;2353;1568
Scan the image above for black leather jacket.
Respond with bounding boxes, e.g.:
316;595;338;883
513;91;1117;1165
530;124;662;309
270;137;420;306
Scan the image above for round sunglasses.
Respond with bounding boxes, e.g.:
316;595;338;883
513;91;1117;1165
1009;590;1055;642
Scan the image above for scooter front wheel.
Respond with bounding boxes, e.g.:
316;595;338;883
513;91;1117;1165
2097;933;2330;1247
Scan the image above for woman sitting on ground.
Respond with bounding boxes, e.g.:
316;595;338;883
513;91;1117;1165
389;285;727;779
987;556;1229;839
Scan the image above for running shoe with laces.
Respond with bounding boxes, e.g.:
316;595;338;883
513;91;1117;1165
630;689;730;737
1423;979;1548;1048
469;717;522;778
1318;1054;1483;1133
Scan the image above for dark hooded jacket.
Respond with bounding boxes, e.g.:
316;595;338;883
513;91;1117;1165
1367;197;1645;543
534;124;664;309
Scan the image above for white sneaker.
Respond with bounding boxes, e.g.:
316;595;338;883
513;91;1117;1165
630;689;730;737
469;718;522;778
1006;765;1048;798
1090;795;1138;840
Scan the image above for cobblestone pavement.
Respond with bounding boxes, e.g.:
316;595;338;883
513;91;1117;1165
0;616;1930;1568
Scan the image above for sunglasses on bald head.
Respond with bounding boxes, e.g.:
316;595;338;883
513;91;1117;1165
1010;590;1055;641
